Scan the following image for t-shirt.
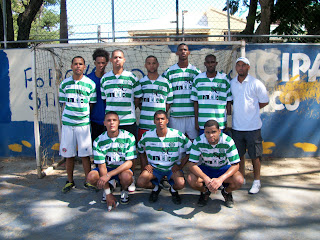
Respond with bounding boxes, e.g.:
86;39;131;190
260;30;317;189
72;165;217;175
87;71;106;125
189;133;240;169
230;74;269;131
100;70;142;125
59;75;96;126
139;75;173;130
93;129;136;168
138;128;192;171
191;72;232;129
162;63;201;117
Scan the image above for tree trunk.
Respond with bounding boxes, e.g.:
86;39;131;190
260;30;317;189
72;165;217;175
254;0;274;43
239;0;258;42
17;0;44;48
6;0;14;42
60;0;68;43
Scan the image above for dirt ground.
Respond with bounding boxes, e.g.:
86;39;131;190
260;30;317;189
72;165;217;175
0;157;319;240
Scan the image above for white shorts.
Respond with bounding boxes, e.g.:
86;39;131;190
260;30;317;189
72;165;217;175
168;116;198;140
59;125;92;158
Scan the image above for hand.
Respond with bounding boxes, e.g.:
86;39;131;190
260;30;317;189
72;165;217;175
195;121;200;131
106;193;118;211
171;164;181;173
144;164;153;174
206;178;223;193
97;174;111;189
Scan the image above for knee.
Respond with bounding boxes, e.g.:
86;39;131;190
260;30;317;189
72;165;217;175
119;171;133;186
87;171;98;184
173;177;185;190
137;175;147;188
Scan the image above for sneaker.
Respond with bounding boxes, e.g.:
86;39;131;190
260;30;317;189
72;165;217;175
149;186;162;203
170;188;181;205
221;189;234;208
101;192;107;203
84;182;99;192
159;177;171;190
62;181;75;193
249;181;261;194
109;179;117;192
120;190;130;204
128;177;136;192
197;191;211;207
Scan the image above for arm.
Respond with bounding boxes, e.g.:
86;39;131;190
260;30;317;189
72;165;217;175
90;103;94;111
172;154;189;173
189;162;212;186
134;97;141;110
226;101;232;115
166;103;171;113
259;102;269;109
108;160;133;178
97;163;110;189
194;101;199;131
140;152;153;173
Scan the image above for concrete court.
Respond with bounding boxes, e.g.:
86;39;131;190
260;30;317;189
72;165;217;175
0;157;319;240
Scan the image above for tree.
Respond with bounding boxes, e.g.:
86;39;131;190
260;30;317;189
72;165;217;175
253;0;274;43
60;0;68;43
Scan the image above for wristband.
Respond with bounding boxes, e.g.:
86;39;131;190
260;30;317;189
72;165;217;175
104;188;111;195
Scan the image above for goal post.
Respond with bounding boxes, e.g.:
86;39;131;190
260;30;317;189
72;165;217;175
32;41;245;174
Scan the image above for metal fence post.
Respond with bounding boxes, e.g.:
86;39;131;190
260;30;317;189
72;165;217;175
2;0;7;48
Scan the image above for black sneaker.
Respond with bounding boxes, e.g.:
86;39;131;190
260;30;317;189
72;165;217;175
120;190;130;204
221;189;234;208
170;188;181;205
149;186;162;203
62;181;75;193
197;191;211;207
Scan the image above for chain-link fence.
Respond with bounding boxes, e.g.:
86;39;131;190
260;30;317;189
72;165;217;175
1;0;320;48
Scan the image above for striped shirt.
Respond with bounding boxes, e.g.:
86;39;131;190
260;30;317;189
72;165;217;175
189;133;240;169
93;129;136;168
191;72;232;129
138;128;192;171
162;63;201;117
100;70;142;125
59;76;97;126
139;75;173;130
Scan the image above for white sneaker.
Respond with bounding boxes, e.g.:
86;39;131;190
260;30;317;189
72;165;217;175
249;181;261;194
120;190;129;204
128;177;136;192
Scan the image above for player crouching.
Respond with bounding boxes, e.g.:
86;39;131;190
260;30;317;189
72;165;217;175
187;120;244;208
86;111;136;211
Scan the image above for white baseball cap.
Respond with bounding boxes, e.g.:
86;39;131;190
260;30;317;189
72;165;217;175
236;57;250;66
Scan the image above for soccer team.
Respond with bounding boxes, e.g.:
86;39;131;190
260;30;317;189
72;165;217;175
58;43;269;211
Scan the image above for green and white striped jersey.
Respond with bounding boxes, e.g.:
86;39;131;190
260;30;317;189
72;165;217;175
162;63;201;117
189;133;240;169
191;72;232;129
100;70;142;125
93;129;136;168
139;75;173;130
138;128;192;171
59;76;97;126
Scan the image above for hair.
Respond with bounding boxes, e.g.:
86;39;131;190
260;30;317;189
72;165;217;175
111;49;124;57
71;56;85;65
104;111;119;120
205;54;216;61
204;120;220;129
177;43;187;50
145;55;158;63
92;48;109;62
154;110;168;120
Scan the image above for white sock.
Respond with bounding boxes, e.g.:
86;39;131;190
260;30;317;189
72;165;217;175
170;187;176;193
153;185;159;192
253;180;261;185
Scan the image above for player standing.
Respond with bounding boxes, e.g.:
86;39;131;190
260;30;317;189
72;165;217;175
162;43;201;141
59;56;97;193
230;57;269;194
191;54;232;135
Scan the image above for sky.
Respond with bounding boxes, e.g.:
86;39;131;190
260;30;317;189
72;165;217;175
51;0;249;42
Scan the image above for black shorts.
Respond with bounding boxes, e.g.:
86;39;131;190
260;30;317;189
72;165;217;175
231;129;263;159
91;121;105;142
119;122;138;141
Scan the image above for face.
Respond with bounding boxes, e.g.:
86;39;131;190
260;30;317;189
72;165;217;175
154;113;169;130
176;45;190;61
204;125;221;145
145;57;159;74
236;61;250;77
71;57;86;76
204;56;218;73
104;114;119;133
111;51;125;69
94;56;108;74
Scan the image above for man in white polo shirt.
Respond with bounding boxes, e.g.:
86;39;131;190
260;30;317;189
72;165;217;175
230;57;269;194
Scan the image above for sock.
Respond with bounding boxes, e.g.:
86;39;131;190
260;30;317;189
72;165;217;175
223;188;229;194
153;185;159;192
253;180;261;185
170;187;176;193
